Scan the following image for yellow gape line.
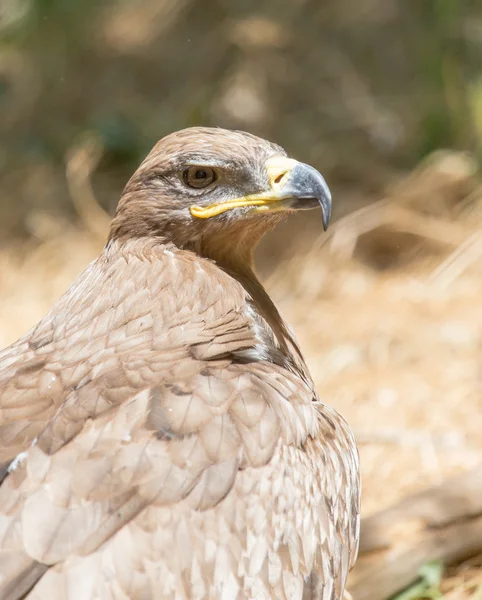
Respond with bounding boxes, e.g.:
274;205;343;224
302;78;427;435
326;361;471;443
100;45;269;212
190;193;276;218
190;156;298;219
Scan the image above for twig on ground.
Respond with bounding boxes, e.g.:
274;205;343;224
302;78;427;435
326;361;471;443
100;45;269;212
65;132;111;239
349;467;482;600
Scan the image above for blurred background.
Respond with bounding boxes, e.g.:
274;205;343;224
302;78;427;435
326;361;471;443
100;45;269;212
1;0;482;597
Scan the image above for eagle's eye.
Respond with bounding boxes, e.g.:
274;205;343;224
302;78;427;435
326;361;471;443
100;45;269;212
183;167;216;189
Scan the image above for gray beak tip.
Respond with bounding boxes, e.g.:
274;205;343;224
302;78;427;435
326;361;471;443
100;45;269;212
321;187;332;231
270;161;332;229
284;162;332;230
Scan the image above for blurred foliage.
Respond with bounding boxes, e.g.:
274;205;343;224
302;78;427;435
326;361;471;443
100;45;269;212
0;0;481;238
392;561;444;600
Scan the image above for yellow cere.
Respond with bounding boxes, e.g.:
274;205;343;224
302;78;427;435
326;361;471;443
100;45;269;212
265;156;298;188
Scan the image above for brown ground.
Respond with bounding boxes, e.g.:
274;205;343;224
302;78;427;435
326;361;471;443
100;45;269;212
1;149;481;598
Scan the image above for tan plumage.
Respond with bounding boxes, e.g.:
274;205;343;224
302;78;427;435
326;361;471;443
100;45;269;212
0;127;359;600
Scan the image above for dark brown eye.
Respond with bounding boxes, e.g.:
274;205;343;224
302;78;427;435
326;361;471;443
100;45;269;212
183;166;216;189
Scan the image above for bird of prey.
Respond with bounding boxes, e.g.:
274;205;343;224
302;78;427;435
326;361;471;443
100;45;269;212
0;127;359;600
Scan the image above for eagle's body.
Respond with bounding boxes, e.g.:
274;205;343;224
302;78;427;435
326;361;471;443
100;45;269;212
0;128;359;600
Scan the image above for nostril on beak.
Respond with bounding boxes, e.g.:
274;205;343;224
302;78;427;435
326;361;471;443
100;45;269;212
273;171;289;186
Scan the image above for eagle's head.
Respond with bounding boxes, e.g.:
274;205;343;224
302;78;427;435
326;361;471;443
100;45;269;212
109;127;331;266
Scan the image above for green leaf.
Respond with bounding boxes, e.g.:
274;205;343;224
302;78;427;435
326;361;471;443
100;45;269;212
392;561;443;600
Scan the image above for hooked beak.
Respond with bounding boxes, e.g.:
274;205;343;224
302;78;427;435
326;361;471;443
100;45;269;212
190;156;332;230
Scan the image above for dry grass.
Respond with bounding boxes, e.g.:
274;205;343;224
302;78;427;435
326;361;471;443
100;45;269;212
271;151;482;597
441;555;482;599
1;148;482;598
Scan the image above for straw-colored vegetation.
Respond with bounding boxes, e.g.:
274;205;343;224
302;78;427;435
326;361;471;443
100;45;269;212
1;0;482;597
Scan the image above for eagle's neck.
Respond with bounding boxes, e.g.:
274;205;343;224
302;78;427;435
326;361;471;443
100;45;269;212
230;267;309;373
194;229;307;370
234;271;293;349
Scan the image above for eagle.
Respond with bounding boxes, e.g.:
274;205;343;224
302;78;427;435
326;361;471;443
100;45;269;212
0;127;360;600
